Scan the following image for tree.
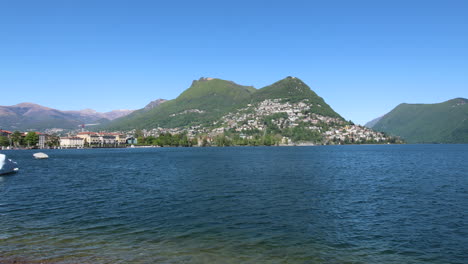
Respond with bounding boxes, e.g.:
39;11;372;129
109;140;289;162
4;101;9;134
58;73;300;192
24;132;39;147
0;136;9;147
190;137;198;146
11;131;22;147
47;134;60;148
201;137;210;147
146;136;156;145
263;134;273;146
137;136;146;145
134;129;144;138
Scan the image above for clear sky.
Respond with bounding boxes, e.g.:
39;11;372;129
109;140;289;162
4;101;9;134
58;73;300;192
0;0;466;125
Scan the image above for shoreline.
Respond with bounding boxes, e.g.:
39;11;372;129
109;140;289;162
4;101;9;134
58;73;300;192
1;143;408;151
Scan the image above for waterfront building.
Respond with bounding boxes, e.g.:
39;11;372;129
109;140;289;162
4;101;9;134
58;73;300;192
105;133;126;144
76;132;100;146
76;132;126;147
38;133;48;149
99;134;116;145
126;137;137;145
60;137;84;148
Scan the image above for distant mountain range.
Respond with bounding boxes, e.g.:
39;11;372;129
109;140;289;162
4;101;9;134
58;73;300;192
0;103;136;131
366;98;468;143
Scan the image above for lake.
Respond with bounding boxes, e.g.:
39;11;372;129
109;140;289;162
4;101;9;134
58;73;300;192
1;145;467;263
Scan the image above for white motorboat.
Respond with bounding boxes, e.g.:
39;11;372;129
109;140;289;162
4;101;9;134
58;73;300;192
0;154;19;175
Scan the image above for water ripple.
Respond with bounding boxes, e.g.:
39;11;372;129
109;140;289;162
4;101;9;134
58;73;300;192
0;145;467;263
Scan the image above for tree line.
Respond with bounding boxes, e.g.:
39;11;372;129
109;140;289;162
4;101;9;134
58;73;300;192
0;131;60;148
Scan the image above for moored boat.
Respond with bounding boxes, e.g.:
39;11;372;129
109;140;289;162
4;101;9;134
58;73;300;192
33;152;49;159
0;154;19;175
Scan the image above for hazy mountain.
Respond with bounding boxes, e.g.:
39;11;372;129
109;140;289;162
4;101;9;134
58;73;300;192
365;116;383;128
101;109;135;120
64;108;134;121
368;98;468;143
143;99;168;111
0;103;134;131
104;76;343;130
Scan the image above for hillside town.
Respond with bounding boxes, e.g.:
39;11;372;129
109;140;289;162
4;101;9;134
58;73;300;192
139;99;395;145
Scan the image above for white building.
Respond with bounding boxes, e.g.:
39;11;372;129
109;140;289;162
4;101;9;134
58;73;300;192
60;137;84;148
38;134;47;149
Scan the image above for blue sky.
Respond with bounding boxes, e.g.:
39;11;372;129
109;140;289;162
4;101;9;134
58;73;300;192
0;0;467;125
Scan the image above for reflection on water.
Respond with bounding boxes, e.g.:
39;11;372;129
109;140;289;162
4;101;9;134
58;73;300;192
0;145;467;263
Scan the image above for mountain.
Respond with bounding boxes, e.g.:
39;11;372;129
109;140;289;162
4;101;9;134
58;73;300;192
105;77;257;130
104;76;344;131
0;103;134;131
101;109;135;120
365;116;383;128
143;99;168;111
252;77;342;118
64;108;134;121
367;98;468;143
0;103;80;131
104;76;397;145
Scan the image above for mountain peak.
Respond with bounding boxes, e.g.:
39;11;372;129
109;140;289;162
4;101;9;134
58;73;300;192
144;98;168;110
281;76;301;81
272;76;309;87
78;108;98;114
199;77;215;81
447;97;468;105
255;76;312;98
14;102;49;109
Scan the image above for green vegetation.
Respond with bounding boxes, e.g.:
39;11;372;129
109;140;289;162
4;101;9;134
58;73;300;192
24;131;39;147
104;78;256;130
136;133;198;147
370;98;468;143
0;136;9;147
46;134;60;148
1;130;45;148
11;131;22;147
283;123;323;143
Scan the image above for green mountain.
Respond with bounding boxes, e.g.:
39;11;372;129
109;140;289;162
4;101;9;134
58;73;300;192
105;77;256;130
104;76;343;131
367;98;468;143
252;77;341;118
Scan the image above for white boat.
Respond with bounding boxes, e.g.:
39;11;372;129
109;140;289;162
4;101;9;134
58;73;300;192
33;152;49;159
0;154;19;175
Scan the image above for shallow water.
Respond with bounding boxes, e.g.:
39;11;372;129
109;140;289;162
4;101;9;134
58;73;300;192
1;145;467;263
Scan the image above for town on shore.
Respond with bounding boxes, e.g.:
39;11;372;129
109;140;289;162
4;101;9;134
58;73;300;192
0;99;402;150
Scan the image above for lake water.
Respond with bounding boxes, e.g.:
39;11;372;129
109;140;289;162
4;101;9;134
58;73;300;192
0;145;467;264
